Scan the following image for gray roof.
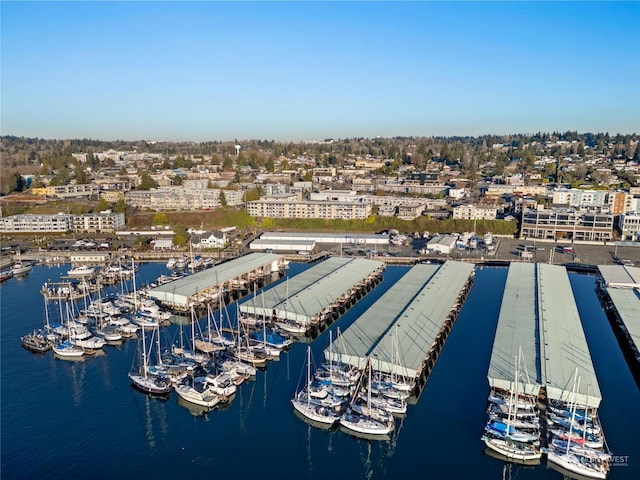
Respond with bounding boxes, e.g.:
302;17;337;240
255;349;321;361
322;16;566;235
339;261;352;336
326;261;475;379
259;231;389;245
239;257;385;324
598;265;640;288
606;287;640;355
148;253;284;306
538;263;602;408
488;263;541;396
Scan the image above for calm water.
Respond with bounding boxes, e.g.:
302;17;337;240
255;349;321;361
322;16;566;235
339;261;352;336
1;263;638;479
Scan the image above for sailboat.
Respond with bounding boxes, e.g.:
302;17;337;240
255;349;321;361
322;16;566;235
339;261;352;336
482;353;541;462
128;324;172;396
546;369;610;479
291;346;341;427
274;277;307;335
339;357;395;438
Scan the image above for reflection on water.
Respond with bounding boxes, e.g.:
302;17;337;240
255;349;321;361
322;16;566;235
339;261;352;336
132;393;169;451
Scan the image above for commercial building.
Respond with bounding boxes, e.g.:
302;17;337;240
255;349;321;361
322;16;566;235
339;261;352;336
520;207;614;242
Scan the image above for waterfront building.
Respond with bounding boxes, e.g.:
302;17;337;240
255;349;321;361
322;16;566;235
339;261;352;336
0;214;73;233
520;207;614;242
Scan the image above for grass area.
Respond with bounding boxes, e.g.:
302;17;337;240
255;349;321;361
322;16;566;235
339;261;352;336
126;208;519;236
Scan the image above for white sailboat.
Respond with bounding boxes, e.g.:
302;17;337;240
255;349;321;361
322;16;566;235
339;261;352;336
482;352;541;462
291;346;341;426
339;358;395;437
128;323;172;396
547;369;609;479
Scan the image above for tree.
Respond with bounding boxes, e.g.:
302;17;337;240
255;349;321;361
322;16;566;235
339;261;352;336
138;173;157;190
113;198;127;214
266;158;275;173
173;175;184;186
95;198;110;212
74;165;88;184
153;213;168;225
219;190;227;206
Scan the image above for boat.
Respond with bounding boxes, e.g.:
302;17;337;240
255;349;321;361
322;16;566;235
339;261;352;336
53;339;85;358
128;324;172;396
0;270;13;283
546;370;610;479
67;265;95;277
339;358;395;437
291;346;341;427
482;351;541;462
11;261;32;276
21;329;54;353
175;377;220;409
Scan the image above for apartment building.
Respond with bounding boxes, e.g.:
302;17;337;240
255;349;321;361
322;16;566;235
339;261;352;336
552;188;608;208
125;187;244;210
246;197;372;220
72;212;125;233
0;214;73;233
520;207;613;242
452;204;500;220
32;184;100;198
617;213;640;241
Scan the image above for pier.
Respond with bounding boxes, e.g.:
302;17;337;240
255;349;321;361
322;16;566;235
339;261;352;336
596;265;640;385
238;257;385;334
324;260;475;397
147;253;288;312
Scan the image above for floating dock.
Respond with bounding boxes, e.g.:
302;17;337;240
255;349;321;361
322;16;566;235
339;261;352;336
596;265;640;383
239;257;385;333
147;253;287;312
487;263;602;408
325;260;475;395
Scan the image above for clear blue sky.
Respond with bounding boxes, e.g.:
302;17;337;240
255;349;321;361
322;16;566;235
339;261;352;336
2;1;639;142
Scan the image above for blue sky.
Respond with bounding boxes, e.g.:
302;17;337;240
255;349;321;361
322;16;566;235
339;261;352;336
2;1;639;141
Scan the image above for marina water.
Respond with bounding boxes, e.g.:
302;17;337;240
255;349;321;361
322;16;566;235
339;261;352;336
1;263;638;479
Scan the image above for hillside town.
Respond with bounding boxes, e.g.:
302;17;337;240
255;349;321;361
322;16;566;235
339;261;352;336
1;133;639;250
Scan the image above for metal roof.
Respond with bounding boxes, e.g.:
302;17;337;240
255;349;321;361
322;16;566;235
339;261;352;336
326;261;475;379
606;287;640;354
239;257;385;324
259;231;390;245
148;253;284;306
487;263;541;396
538;263;602;408
598;265;640;288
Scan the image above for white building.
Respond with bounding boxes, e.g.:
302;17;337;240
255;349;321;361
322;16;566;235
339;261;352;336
247;197;372;220
425;235;457;255
618;213;640;241
125;187;243;211
190;231;227;249
453;204;499;220
0;214;73;233
72;212;125;233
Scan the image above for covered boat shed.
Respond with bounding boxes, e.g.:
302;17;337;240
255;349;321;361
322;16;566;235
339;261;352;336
486;263;602;408
487;263;541;397
326;260;475;381
148;253;285;308
538;263;602;409
239;257;385;326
